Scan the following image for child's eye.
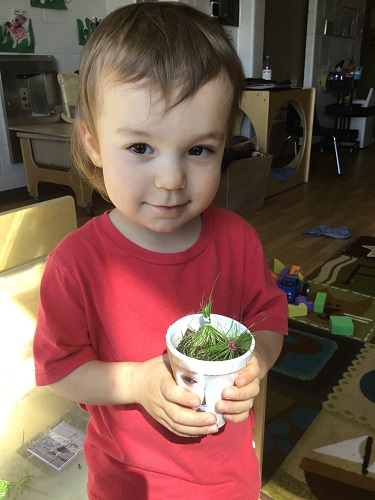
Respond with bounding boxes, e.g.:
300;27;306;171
128;143;154;155
188;146;212;157
181;375;198;385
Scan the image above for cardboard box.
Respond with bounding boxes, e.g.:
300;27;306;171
212;153;272;214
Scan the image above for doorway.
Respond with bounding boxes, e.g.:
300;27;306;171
263;0;309;160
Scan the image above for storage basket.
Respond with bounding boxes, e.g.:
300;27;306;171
212;153;273;214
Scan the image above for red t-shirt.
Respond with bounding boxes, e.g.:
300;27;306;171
34;206;288;500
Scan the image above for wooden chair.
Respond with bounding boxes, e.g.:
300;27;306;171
15;123;95;214
0;196;77;275
11;73;95;215
11;73;94;216
0;196;77;339
253;375;268;483
57;72;79;123
0;196;77;336
0;196;84;495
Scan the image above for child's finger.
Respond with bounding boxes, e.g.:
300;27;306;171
223;409;250;423
221;377;259;402
233;358;260;388
216;398;253;416
162;377;202;409
159;404;219;437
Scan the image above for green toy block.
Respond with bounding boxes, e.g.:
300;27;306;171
313;291;327;313
330;316;354;336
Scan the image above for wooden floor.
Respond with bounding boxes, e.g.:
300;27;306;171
1;142;374;277
244;143;375;275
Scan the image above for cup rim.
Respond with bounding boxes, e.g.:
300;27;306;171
166;313;255;375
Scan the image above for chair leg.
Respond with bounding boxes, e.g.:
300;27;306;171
293;139;299;157
253;374;268;482
332;135;342;176
275;135;292;167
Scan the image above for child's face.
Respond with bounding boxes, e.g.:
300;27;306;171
83;75;233;250
177;370;206;405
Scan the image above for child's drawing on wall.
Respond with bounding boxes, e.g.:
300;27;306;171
1;10;34;53
30;0;69;10
77;17;101;45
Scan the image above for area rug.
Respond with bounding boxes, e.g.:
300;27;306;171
261;236;375;499
291;235;375;343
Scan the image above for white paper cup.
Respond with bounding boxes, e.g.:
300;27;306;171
166;314;255;428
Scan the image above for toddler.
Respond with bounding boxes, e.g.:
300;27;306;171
33;3;288;499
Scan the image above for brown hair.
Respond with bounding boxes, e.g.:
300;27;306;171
71;1;245;200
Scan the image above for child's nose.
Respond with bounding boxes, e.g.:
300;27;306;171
154;158;186;190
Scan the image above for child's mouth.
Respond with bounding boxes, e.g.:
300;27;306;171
151;203;187;214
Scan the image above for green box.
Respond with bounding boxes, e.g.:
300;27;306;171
313;291;327;313
330;316;354;336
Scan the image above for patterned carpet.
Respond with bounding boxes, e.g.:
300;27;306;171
261;236;375;499
294;235;375;343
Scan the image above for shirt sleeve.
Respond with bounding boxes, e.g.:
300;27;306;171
33;254;98;386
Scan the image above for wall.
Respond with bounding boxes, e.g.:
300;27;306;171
264;0;308;86
231;0;266;78
0;0;107;192
358;0;375;99
107;0;265;78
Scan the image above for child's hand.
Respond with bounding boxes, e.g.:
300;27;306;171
216;355;261;423
132;355;219;438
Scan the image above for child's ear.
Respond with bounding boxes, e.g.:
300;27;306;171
79;121;102;168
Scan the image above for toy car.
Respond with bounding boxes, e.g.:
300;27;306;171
277;274;310;304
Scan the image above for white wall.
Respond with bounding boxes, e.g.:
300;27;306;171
106;0;135;13
107;1;264;77
0;0;107;72
107;0;209;12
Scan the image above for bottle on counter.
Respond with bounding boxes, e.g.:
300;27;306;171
262;54;272;81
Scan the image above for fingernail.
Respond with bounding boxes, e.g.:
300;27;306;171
218;403;228;412
205;416;216;426
224;390;233;399
208;425;218;434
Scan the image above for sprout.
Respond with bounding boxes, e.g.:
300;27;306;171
177;287;254;362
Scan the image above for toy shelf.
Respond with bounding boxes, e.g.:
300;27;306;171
240;87;315;198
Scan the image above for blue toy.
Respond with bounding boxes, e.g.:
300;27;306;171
277;274;310;304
